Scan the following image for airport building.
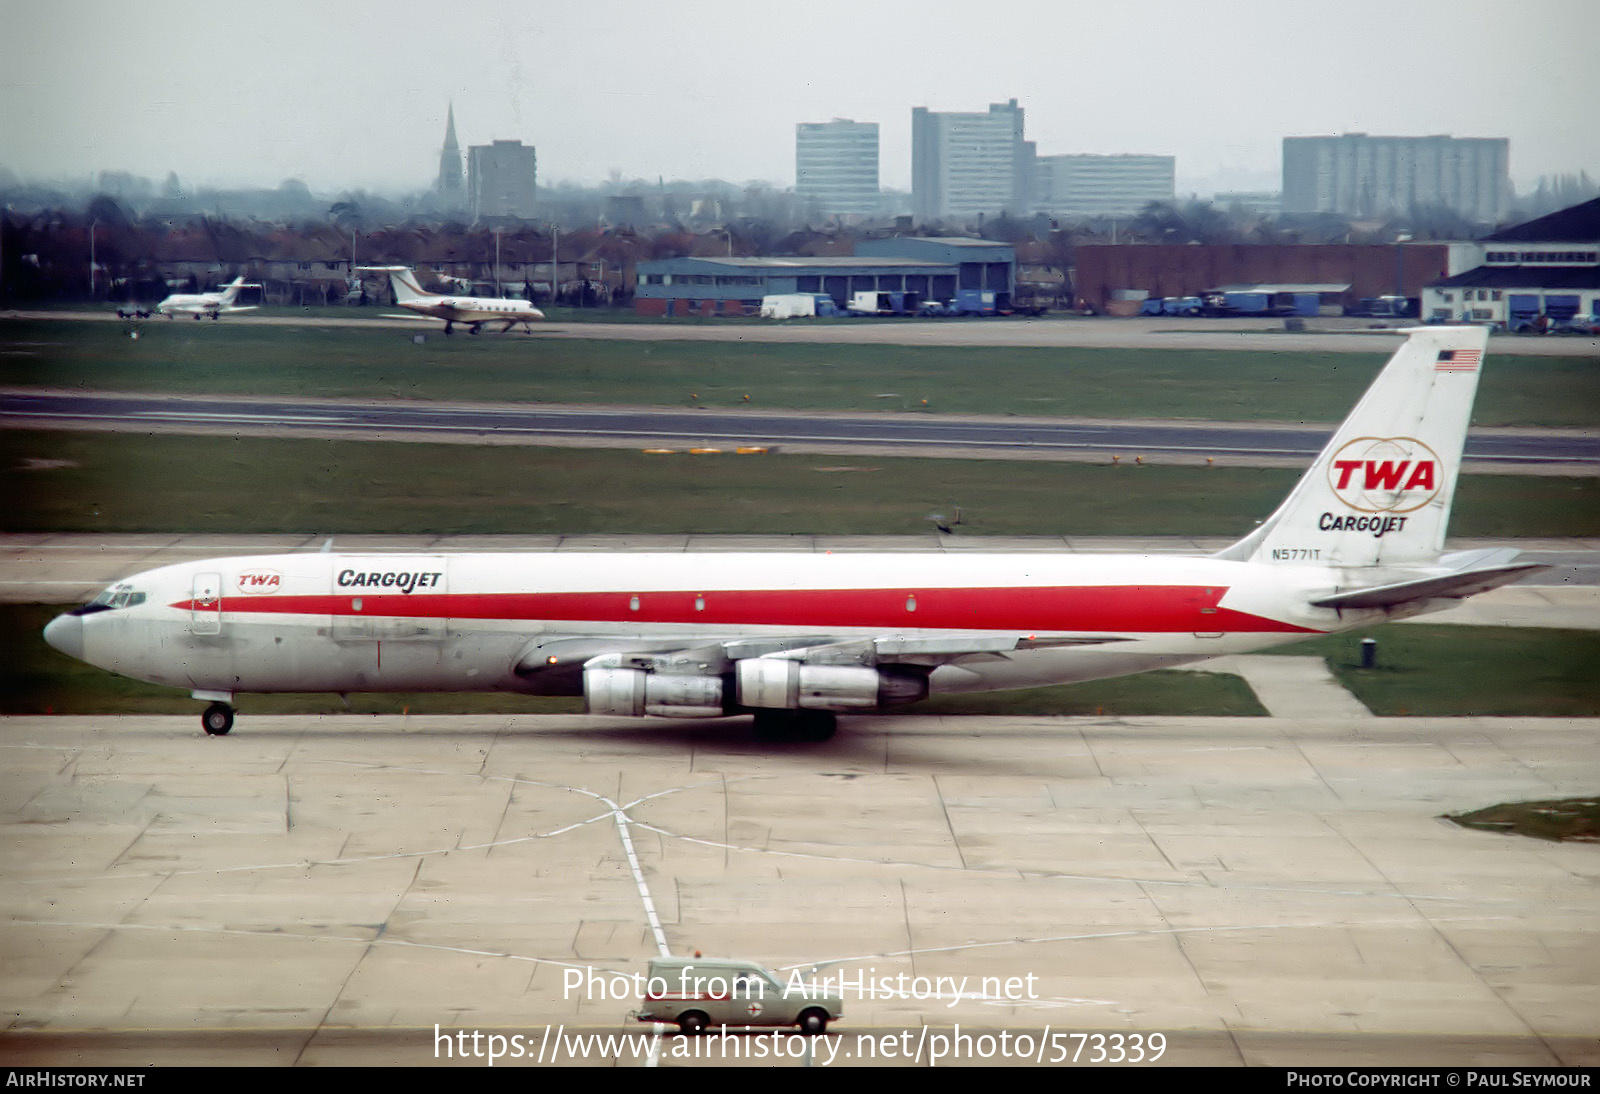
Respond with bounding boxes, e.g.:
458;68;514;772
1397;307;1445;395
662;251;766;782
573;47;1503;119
1033;154;1175;218
634;237;1015;316
1422;197;1600;328
1282;133;1511;223
911;100;1034;221
1072;242;1462;313
796;119;880;217
468;139;538;220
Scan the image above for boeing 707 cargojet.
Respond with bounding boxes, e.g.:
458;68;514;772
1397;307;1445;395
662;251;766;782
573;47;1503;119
153;276;260;320
360;265;545;334
43;326;1543;738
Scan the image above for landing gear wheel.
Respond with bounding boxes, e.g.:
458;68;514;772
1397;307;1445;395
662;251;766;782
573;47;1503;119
751;710;837;742
794;710;837;741
202;702;235;736
677;1011;708;1035
798;1008;829;1035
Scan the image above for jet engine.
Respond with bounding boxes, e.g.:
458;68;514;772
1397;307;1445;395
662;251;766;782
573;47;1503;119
583;666;726;719
736;658;928;711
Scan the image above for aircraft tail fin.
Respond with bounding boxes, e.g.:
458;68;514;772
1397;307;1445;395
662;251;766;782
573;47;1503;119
385;268;431;304
355;266;432;304
216;276;247;304
1216;326;1489;570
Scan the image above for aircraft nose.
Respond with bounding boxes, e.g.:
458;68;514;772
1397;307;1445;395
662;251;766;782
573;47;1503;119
43;614;84;661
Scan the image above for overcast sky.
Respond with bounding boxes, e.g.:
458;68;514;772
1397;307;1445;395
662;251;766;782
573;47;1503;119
4;0;1596;198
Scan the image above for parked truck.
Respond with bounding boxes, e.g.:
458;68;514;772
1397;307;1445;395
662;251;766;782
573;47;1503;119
760;293;838;319
1346;295;1416;319
846;290;923;316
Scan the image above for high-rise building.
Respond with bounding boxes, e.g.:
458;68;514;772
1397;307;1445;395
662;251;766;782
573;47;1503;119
911;99;1034;221
435;103;465;206
468;139;538;220
1033;154;1174;218
796;119;880;216
1282;134;1510;223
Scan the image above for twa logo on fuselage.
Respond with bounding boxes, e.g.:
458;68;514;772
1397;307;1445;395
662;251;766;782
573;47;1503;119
235;570;282;594
1327;437;1444;513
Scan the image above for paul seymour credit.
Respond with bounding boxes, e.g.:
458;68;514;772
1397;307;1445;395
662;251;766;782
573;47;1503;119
1287;1074;1591;1088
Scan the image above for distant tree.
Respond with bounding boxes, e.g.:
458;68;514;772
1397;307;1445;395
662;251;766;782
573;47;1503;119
1127;200;1236;244
328;199;364;230
1514;173;1599;220
1403;202;1480;241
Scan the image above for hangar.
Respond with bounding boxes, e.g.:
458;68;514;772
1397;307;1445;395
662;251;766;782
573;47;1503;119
634;237;1015;317
1422;197;1600;329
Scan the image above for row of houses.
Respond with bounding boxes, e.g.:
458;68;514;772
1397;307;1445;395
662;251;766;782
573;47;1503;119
2;218;687;305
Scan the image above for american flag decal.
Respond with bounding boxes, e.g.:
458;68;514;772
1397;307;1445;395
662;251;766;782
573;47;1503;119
1435;349;1481;372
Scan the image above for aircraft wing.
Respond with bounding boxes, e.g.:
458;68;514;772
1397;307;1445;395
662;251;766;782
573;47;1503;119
1309;549;1549;611
511;632;1129;690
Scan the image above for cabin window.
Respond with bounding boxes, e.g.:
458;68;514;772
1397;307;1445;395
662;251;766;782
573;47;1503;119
905;595;917;612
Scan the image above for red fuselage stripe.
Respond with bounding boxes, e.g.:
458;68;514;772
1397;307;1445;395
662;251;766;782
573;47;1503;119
173;585;1314;634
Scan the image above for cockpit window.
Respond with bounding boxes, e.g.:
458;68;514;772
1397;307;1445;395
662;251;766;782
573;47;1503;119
70;584;145;615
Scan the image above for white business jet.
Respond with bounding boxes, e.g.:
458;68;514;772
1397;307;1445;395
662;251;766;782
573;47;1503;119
359;265;544;334
154;276;260;320
43;326;1542;738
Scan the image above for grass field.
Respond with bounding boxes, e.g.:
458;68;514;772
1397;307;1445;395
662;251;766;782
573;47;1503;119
1445;799;1600;842
6;430;1597;536
1271;624;1600;717
3;319;1595;427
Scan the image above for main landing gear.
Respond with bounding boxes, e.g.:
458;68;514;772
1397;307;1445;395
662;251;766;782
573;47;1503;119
201;702;235;736
751;709;837;742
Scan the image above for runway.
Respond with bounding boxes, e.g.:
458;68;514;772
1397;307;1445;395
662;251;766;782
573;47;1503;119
1;712;1595;1066
4;389;1595;470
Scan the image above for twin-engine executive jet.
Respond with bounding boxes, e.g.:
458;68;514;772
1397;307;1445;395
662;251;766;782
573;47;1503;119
44;326;1544;738
359;265;545;335
153;276;260;320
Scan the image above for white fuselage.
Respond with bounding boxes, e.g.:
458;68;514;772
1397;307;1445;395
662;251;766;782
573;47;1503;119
155;283;254;319
400;296;544;327
48;550;1392;704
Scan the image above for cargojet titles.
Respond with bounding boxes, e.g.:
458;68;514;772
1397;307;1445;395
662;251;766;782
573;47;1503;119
335;569;444;594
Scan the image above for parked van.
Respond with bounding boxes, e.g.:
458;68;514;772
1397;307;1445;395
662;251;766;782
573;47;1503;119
634;957;843;1035
760;293;838;319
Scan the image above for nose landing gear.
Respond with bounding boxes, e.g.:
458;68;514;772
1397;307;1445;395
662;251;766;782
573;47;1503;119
201;702;235;736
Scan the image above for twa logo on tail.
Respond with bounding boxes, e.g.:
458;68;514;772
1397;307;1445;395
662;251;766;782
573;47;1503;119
1327;437;1443;513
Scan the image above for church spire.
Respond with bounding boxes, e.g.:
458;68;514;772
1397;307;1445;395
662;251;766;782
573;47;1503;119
436;103;464;201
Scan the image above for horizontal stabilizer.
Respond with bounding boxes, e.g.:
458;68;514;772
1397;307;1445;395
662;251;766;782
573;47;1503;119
1309;562;1548;610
